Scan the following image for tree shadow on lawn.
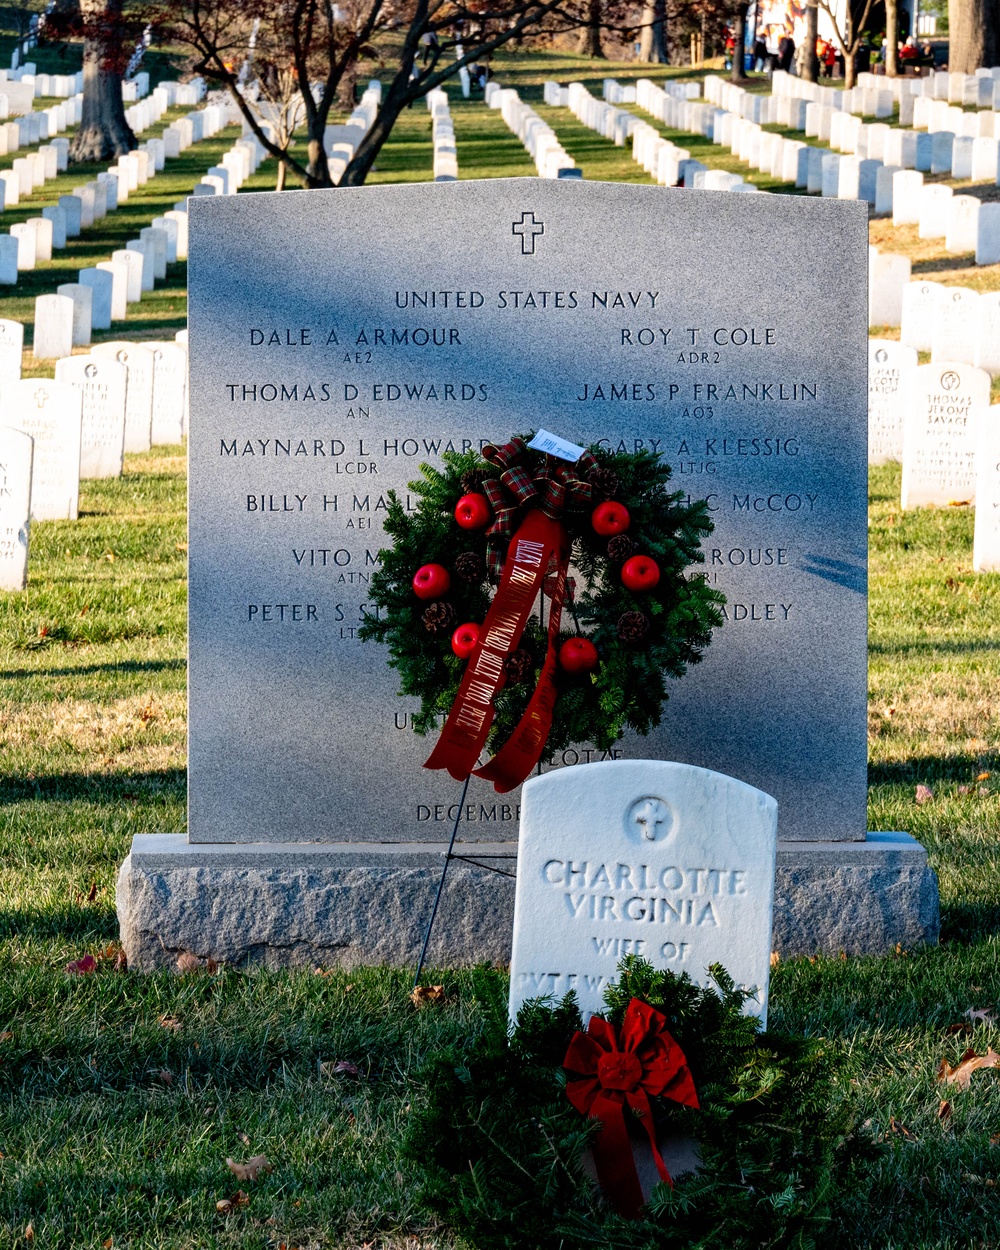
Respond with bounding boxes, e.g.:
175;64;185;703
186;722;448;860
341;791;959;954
0;659;186;681
0;769;185;805
869;754;999;786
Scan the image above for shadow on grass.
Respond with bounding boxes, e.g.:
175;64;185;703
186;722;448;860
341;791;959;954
940;901;1000;945
869;638;1000;656
0;904;121;941
869;755;999;785
0;769;185;804
0;659;186;681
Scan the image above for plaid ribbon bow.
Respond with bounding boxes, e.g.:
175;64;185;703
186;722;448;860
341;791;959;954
480;436;597;578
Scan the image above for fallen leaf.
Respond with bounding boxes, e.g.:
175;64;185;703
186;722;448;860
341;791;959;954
978;772;992;782
226;1154;272;1182
176;542;188;552
103;1237;114;1248
176;952;201;973
158;1014;182;1032
237;1131;250;1146
410;984;446;1006
87;881;98;902
894;943;909;958
938;1046;1000;1090
769;951;780;968
65;954;97;975
966;1007;997;1026
205;958;218;974
157;1069;174;1085
24;1223;33;1242
217;1189;250;1212
915;784;934;804
313;967;333;977
938;1099;952;1124
332;1059;360;1076
990;1133;1000;1145
945;1022;973;1037
0;1032;12;1043
888;1115;915;1140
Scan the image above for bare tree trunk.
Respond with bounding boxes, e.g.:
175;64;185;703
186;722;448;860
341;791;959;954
577;0;604;56
884;0;899;73
948;0;1000;72
801;1;819;80
337;60;357;110
306;129;333;186
639;0;668;61
275;159;288;191
731;1;750;81
69;0;135;163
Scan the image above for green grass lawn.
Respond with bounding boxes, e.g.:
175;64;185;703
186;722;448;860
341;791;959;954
3;456;1000;1249
4;36;1000;1250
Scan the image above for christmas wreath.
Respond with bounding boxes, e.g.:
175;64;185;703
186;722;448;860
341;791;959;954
359;433;723;791
404;957;852;1249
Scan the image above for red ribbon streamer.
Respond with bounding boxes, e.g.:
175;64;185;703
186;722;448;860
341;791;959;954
563;1000;699;1219
423;508;566;787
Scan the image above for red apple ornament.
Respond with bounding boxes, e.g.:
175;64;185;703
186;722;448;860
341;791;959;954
591;500;630;536
451;622;480;659
413;563;451;599
454;492;491;530
621;555;660;591
559;637;599;673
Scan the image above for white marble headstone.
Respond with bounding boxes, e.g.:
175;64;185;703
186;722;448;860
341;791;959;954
931;287;979;366
901;363;992;509
0;425;31;590
0;378;82;520
33;293;73;359
508;760;778;1025
92;341;154;453
0;318;23;385
869;339;917;464
55;354;127;478
148;341;186;445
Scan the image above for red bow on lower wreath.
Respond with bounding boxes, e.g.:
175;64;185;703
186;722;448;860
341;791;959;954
424;436;596;793
563;999;699;1219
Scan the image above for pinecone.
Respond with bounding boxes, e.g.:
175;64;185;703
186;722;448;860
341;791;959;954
588;465;619;501
504;648;534;684
607;534;637;563
461;467;490;494
617;611;650;644
454;551;485;584
422;601;456;636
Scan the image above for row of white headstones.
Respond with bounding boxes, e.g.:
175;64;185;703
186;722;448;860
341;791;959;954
867;348;998;566
0;331;189;591
21;126;265;359
487;82;580;179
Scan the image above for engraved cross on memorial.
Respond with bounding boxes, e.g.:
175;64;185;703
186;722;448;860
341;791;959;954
512;211;544;255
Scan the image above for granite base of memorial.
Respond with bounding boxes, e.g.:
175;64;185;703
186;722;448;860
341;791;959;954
117;831;939;970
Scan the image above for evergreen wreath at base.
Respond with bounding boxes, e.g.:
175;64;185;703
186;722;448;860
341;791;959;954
358;437;724;764
404;958;851;1250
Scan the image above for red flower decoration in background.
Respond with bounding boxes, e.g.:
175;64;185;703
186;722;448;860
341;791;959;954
563;998;699;1218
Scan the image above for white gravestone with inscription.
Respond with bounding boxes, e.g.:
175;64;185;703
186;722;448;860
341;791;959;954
183;182;869;846
55;354;127;478
901;363;992;509
148;341;186;445
0;425;32;590
508;760;777;1023
92;342;153;453
869;339;918;464
0;379;82;520
0;318;23;385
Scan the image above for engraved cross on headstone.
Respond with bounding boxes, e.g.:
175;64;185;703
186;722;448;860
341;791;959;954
512;211;544;255
633;797;667;841
33;387;48;409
